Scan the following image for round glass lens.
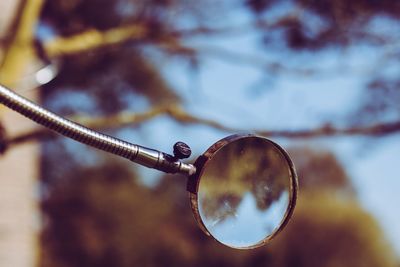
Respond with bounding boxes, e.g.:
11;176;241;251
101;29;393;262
196;136;295;249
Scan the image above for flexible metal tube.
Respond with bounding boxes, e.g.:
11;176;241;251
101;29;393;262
0;84;195;175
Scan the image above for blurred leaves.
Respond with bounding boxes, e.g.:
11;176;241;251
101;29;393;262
40;0;213;38
199;138;290;219
266;192;398;267
353;77;400;125
1;0;399;266
40;148;398;267
288;147;354;193
41;161;195;267
246;0;400;50
46;47;179;111
41;158;236;267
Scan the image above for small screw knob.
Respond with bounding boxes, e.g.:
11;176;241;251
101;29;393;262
173;141;191;159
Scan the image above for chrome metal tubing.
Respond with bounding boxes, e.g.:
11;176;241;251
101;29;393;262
0;84;196;176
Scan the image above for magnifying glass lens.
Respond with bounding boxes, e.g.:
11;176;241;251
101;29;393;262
192;135;297;249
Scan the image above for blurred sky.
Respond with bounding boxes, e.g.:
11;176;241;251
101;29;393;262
112;3;400;255
30;0;400;256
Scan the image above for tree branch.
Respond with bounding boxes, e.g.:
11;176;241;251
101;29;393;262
42;21;397;79
158;42;316;76
43;24;316;76
2;105;399;154
44;24;147;58
0;0;44;86
43;24;244;58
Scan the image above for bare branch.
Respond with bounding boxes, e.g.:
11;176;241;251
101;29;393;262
44;24;250;57
44;25;147;57
180;44;316;75
41;20;398;80
0;0;44;86
44;25;316;76
256;122;400;138
3;105;399;154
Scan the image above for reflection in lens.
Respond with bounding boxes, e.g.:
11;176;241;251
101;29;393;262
197;136;294;249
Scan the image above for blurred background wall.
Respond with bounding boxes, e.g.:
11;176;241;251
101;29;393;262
0;1;39;266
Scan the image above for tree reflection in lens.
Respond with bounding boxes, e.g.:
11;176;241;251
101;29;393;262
197;136;294;248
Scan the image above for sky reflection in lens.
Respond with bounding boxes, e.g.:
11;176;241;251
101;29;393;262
197;137;292;248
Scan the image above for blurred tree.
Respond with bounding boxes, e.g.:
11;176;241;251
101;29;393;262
40;157;243;267
260;148;397;267
244;0;400;127
37;0;400;264
288;147;354;194
246;0;400;49
1;0;400;266
40;149;398;267
262;192;398;267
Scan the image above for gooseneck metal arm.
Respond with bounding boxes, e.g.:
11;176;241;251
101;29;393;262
0;84;196;176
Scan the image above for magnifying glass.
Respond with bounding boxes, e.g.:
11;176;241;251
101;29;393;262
188;134;297;249
0;84;298;249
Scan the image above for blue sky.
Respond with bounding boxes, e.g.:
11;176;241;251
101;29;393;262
123;4;400;255
33;0;400;256
130;55;400;255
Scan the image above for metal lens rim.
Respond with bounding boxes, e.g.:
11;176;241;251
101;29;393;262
187;134;298;249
